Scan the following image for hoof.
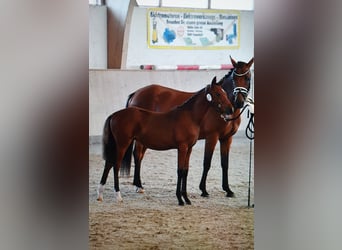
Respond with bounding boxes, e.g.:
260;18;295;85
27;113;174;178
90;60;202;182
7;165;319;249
201;191;209;197
97;184;104;202
226;191;235;198
136;187;145;193
115;191;123;202
182;192;191;205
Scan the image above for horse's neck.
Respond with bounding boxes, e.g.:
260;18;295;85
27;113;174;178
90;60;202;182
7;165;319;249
222;74;234;100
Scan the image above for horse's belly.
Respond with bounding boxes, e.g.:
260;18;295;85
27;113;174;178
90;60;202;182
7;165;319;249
136;132;176;151
140;141;176;151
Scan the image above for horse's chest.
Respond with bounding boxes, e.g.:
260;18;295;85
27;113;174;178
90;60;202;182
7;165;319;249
223;119;240;137
200;112;226;135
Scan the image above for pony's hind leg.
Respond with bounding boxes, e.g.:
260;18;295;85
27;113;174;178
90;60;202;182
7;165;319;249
133;142;147;193
97;161;113;201
111;164;122;202
112;145;131;203
113;164;123;202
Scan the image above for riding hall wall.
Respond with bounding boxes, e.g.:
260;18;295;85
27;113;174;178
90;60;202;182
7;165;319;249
89;69;254;137
89;3;254;69
89;3;254;138
122;6;254;68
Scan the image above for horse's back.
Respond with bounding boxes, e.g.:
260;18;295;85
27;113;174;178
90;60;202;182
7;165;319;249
111;107;169;134
111;106;178;149
111;108;144;136
128;84;193;112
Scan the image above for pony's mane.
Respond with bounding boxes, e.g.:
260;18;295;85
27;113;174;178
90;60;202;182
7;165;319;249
175;86;207;110
218;68;234;85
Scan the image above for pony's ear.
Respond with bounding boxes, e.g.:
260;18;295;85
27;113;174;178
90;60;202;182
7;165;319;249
230;55;237;68
211;76;217;86
247;57;254;68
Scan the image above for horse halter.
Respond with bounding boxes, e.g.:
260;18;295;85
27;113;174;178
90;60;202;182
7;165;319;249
232;69;250;98
205;85;232;122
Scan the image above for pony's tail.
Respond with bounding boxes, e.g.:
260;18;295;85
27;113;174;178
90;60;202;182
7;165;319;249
102;115;116;164
119;91;136;177
126;92;135;108
120;141;134;177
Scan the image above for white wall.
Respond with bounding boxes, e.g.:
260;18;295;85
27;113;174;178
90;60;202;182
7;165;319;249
89;5;107;69
123;7;254;68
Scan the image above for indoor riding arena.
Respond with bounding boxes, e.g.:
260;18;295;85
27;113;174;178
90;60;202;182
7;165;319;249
89;0;254;249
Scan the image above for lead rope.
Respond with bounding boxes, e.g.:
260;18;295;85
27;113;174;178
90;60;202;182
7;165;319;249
245;97;254;208
245;97;254;140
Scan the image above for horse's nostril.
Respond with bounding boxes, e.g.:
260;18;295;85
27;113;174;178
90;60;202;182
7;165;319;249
226;107;233;115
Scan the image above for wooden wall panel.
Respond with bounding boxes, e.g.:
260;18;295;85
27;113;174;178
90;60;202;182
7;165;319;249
105;0;133;68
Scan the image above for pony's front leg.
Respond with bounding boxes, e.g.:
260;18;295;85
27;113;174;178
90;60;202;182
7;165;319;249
176;146;188;206
97;161;113;201
176;169;184;206
176;146;192;206
199;136;218;197
181;147;192;205
181;169;191;204
220;136;235;197
133;142;146;193
176;169;191;205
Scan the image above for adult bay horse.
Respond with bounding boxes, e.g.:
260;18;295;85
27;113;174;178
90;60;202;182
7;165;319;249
97;77;233;206
123;56;254;197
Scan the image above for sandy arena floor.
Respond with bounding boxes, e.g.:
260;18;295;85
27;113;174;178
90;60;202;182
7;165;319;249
89;134;254;249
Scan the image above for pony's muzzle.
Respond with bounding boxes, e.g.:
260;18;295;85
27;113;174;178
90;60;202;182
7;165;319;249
234;95;245;109
220;107;234;121
233;87;248;109
220;113;230;122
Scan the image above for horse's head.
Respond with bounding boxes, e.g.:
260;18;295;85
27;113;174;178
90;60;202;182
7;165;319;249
225;56;254;109
206;76;234;121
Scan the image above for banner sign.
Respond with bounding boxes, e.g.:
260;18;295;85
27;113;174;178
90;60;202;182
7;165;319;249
147;8;240;50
